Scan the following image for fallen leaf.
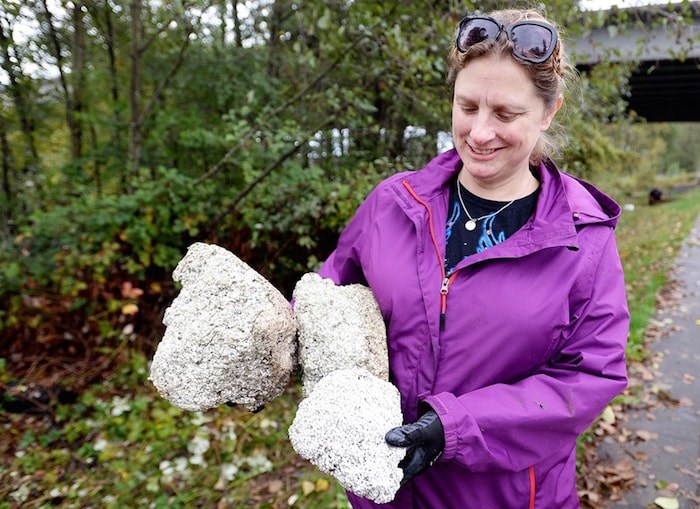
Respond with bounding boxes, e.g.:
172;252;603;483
682;373;695;384
678;397;693;407
601;405;616;424
635;429;657;441
121;282;144;299
315;478;330;492
121;303;139;315
654;497;679;509
596;421;617;435
633;451;648;461
267;480;283;494
663;445;679;454
301;481;315;496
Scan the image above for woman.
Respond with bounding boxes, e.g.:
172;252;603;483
318;9;629;508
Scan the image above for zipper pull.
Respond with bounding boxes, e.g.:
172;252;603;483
440;277;450;295
439;277;449;330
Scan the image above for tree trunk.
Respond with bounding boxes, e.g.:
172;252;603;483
70;1;86;160
232;0;241;47
267;1;283;78
0;109;15;242
40;0;82;161
128;0;143;183
218;0;226;48
89;123;102;198
85;0;122;194
0;17;39;173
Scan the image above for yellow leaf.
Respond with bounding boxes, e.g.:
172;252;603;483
121;303;139;315
695;318;700;326
654;497;679;509
301;480;315;496
315;478;330;492
601;405;616;424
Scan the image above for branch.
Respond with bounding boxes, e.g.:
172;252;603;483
194;33;369;186
137;1;215;137
204;115;337;236
139;25;193;125
139;0;208;55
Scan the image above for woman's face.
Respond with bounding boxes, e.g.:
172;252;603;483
451;55;561;189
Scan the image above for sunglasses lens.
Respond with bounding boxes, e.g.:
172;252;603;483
458;19;500;51
510;24;554;62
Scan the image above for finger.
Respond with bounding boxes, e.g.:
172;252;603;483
385;420;430;446
399;448;430;487
397;445;415;469
385;426;412;447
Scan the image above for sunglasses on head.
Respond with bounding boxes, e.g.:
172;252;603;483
456;15;559;64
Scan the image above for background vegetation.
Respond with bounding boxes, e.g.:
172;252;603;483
1;0;700;507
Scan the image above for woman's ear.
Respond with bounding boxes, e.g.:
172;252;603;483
541;94;564;131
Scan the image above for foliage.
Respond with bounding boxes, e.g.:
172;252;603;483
0;167;217;346
1;1;699;502
2;186;699;508
1;1;695;292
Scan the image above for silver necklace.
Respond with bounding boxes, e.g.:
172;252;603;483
456;178;529;232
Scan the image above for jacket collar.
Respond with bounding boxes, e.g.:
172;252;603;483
394;149;621;256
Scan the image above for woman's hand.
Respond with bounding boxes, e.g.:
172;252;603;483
385;410;445;486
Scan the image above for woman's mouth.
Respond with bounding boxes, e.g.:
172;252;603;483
467;143;500;157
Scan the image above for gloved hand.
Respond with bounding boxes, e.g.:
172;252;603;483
385;410;445;486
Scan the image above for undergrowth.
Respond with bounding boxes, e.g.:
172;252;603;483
1;184;699;509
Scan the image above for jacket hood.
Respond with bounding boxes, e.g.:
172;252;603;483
552;158;622;229
400;149;622;229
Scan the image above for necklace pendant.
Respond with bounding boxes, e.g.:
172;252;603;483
465;220;476;231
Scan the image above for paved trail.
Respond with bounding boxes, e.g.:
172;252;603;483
599;214;700;509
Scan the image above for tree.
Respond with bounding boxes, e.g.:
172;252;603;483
1;0;697;350
0;4;39;176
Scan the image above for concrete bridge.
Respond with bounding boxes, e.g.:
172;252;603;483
570;2;700;122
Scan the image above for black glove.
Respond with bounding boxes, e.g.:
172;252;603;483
385;410;445;486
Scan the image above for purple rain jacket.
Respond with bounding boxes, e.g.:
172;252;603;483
317;148;629;509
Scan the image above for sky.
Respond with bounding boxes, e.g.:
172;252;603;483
580;0;684;10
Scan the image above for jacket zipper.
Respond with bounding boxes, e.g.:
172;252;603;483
402;180;458;330
528;465;536;509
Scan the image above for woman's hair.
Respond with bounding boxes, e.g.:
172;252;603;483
447;9;574;164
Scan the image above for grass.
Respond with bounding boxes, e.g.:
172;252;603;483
615;185;700;359
1;185;699;509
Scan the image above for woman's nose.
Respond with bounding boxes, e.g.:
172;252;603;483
470;112;495;144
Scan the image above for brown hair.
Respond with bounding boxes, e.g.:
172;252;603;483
447;9;573;164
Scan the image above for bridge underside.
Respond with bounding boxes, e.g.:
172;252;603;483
627;59;700;122
579;59;700;123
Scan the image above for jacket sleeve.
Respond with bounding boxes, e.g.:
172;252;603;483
423;228;629;472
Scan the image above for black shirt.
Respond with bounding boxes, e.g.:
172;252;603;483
445;176;539;275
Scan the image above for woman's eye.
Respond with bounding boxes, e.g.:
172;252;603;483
497;112;517;121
